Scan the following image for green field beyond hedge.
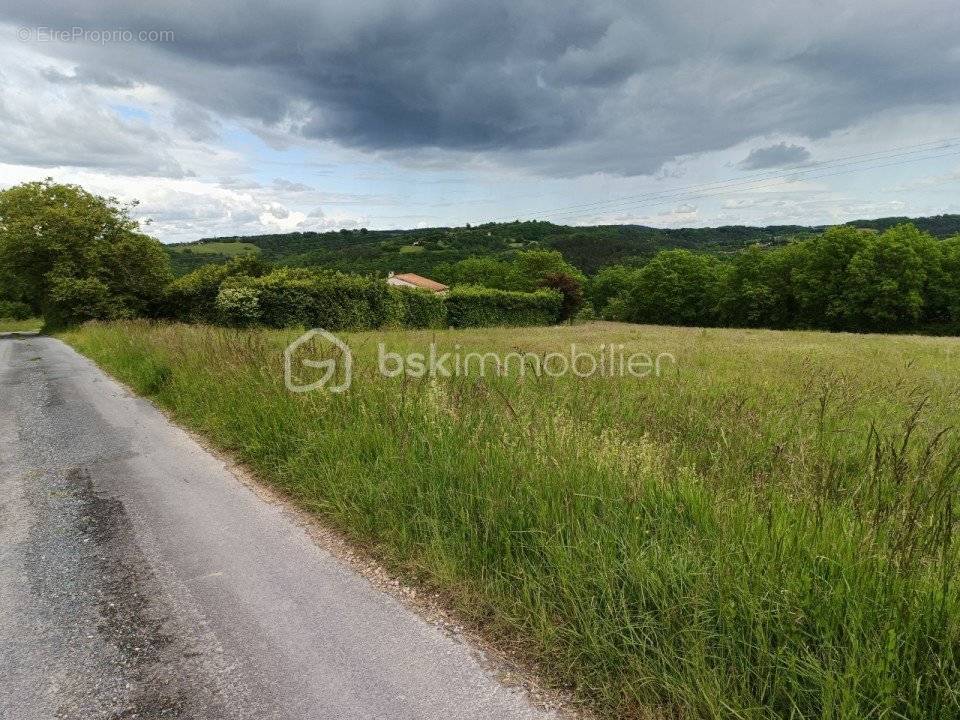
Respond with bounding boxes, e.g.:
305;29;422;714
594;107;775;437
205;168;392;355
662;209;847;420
0;316;41;333
63;320;960;719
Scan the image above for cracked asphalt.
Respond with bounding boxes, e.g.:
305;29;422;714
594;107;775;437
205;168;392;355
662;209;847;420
0;334;557;720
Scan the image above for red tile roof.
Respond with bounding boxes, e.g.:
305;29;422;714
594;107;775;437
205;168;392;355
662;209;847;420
392;273;449;292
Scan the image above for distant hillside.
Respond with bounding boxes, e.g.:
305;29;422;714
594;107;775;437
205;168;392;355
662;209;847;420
845;214;960;237
164;214;960;277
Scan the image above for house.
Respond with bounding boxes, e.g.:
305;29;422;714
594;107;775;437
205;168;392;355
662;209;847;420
386;272;449;294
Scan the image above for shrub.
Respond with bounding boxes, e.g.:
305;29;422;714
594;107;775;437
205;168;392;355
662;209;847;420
389;287;447;328
601;294;630;321
164;254;269;323
46;275;122;324
445;285;562;328
169;263;564;331
233;269;318;328
571;303;596;324
0;300;33;320
587;265;644;314
539;271;584;322
225;268;394;330
214;285;262;326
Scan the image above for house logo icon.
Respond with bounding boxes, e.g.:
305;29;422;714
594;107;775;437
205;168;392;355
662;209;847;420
284;329;353;393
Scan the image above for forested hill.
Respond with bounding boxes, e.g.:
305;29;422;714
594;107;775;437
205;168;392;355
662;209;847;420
165;214;960;277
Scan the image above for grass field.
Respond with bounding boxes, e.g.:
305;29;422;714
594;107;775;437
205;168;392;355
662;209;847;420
0;316;42;332
398;243;426;254
167;241;261;255
62;320;960;719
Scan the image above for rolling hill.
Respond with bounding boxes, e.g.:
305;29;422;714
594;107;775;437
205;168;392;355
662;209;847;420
164;214;960;277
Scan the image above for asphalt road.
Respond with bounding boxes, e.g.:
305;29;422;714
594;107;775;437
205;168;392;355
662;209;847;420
0;334;557;720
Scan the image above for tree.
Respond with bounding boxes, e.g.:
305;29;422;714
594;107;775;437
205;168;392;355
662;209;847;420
539;272;584;322
445;256;518;290
163;253;270;322
0;179;171;324
511;249;585;291
587;265;644;316
625;250;725;326
717;245;775;328
791;226;869;330
439;250;585;295
936;236;960;324
843;224;941;331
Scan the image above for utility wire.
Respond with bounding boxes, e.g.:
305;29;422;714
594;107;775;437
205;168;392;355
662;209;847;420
529;138;960;217
477;136;960;223
536;147;960;222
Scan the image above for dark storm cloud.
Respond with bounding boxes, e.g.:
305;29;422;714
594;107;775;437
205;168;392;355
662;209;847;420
739;143;812;170
4;0;960;176
170;103;220;142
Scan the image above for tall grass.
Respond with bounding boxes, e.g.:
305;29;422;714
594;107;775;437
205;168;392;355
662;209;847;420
0;316;41;332
62;320;960;719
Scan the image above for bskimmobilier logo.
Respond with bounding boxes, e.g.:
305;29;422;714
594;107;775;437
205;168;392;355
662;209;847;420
284;328;675;394
284;329;353;393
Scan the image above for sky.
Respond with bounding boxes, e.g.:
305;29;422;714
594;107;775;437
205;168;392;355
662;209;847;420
1;1;960;243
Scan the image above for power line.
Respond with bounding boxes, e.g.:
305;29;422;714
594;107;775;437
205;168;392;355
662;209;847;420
544;147;960;222
530;138;960;218
478;136;960;224
534;147;960;222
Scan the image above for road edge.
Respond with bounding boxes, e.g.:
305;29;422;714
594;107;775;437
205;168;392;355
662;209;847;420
60;335;591;720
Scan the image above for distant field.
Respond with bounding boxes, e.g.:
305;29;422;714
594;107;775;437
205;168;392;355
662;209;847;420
63;320;960;719
167;241;261;256
0;317;41;332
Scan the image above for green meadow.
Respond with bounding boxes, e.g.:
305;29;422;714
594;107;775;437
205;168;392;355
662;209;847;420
168;241;261;255
62;320;960;719
0;316;41;333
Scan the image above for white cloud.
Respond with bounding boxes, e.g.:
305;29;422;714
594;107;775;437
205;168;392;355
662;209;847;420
1;6;960;237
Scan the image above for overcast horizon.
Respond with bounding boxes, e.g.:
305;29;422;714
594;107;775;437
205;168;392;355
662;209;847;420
2;1;960;243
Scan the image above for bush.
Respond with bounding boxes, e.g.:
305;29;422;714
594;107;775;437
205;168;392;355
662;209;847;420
0;300;33;320
571;304;596;324
164;254;269;323
389;287;447;328
601;294;630;321
46;275;121;325
214;285;262;326
445;285;562;328
539;271;584;322
169;263;565;331
587;265;644;314
221;268;394;330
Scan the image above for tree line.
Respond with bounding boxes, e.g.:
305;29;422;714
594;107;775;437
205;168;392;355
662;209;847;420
588;224;960;334
2;180;958;336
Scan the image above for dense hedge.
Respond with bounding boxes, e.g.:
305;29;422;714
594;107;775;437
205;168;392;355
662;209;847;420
388;287;446;328
163;254;269;323
168;262;565;330
445;285;562;328
215;268;393;330
0;299;33;319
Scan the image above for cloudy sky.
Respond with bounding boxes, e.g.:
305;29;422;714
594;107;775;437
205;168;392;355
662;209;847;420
2;1;960;243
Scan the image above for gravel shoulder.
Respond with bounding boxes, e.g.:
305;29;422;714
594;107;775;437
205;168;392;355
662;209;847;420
0;334;558;720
